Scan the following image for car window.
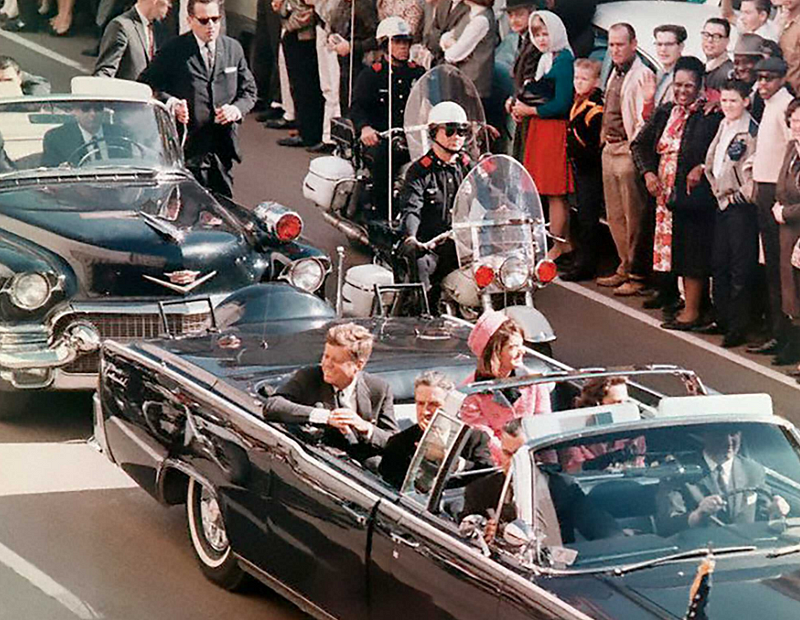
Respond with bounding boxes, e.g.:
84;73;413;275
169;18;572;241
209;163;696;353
0;99;180;173
509;421;800;571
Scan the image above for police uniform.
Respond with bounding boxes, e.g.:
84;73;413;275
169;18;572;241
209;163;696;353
349;59;424;219
399;148;472;306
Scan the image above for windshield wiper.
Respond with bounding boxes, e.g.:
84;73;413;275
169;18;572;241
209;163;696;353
611;545;756;576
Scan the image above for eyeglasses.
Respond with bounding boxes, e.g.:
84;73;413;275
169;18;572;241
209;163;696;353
756;74;783;82
194;15;221;24
701;32;727;41
442;123;470;137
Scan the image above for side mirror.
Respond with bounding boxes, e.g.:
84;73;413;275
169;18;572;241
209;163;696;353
503;519;534;547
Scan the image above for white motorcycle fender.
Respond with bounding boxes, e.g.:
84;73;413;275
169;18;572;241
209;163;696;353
502;305;555;344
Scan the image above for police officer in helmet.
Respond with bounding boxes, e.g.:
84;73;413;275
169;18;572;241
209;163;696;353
399;101;473;309
349;17;424;220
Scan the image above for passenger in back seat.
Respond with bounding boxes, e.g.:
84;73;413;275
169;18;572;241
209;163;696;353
380;370;494;489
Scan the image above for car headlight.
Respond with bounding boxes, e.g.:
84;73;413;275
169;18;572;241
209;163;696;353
498;257;528;290
9;272;51;310
287;258;325;292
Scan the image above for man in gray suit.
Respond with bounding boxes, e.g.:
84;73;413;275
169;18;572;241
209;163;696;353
94;0;171;81
656;428;789;536
262;322;398;460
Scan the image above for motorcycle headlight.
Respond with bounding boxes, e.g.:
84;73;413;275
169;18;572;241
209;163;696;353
287;258;325;292
9;272;51;310
498;257;528;291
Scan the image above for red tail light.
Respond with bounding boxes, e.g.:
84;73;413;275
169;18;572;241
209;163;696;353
276;213;303;242
474;264;495;288
534;259;557;284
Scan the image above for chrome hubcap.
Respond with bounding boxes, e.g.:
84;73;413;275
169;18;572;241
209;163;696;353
199;486;228;553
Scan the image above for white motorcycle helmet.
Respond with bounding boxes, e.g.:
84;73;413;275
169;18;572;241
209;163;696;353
375;16;412;45
427;101;470;141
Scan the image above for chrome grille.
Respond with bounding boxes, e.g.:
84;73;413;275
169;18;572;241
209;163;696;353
58;311;211;374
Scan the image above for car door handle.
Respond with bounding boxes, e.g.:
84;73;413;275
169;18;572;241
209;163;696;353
390;532;420;549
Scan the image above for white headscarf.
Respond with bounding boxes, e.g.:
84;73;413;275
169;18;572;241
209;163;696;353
529;10;572;81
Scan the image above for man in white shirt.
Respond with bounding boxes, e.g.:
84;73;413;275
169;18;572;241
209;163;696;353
650;23;686;106
739;0;780;41
750;56;794;356
656;427;789;535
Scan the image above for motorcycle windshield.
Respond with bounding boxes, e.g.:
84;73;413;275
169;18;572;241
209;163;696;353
403;65;487;162
451;155;546;271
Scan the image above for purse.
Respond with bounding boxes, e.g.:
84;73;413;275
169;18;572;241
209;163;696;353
517;78;555;108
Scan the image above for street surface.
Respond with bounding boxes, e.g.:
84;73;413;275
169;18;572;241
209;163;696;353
0;27;798;620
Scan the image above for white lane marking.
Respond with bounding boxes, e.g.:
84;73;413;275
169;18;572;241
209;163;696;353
556;279;800;391
0;30;90;73
0;540;103;619
0;443;136;497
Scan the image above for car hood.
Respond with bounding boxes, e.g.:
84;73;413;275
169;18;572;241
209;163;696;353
548;554;800;620
0;177;266;298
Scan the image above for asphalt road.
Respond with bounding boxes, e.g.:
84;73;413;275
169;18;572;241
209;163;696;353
0;25;798;620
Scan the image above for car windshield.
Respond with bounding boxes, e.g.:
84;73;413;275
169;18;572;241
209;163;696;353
517;420;800;572
0;99;181;175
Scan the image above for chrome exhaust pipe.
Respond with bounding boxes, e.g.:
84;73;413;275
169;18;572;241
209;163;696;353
320;211;370;246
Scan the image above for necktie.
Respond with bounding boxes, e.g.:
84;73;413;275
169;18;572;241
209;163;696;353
716;465;728;496
147;22;155;60
204;43;214;74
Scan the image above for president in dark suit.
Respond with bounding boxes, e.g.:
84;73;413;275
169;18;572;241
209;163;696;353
655;428;789;537
41;103;131;168
379;370;493;489
94;0;171;81
262;323;398;460
139;0;257;197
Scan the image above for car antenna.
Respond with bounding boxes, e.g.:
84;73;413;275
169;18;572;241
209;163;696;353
335;245;345;316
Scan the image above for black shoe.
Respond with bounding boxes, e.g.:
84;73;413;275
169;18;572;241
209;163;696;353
722;331;747;348
747;338;781;354
554;252;576;268
696;322;725;335
772;346;800;366
277;135;305;147
265;117;296;130
3;18;33;31
306;142;336;154
560;267;595;282
81;44;99;57
661;318;706;331
256;108;283;122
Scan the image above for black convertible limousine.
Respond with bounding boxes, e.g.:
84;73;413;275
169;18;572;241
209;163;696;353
94;285;800;620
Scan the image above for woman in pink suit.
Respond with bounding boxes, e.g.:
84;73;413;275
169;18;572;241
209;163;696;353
460;310;552;462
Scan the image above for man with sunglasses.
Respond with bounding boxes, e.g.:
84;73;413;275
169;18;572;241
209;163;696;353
140;0;257;198
399;101;473;310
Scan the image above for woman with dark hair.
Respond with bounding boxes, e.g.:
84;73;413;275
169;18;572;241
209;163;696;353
460;310;551;461
771;97;800;372
632;55;723;330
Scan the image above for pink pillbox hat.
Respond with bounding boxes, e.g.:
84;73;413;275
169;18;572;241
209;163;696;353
467;310;509;358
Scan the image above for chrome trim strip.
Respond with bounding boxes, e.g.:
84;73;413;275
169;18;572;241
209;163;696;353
92;392;111;460
102;340;592;620
236;556;339;620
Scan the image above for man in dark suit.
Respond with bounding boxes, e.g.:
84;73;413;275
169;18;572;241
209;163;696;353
460;420;621;547
41;103;131;168
655;428;789;536
262;323;398;460
94;0;171;81
379;371;493;489
139;0;257;197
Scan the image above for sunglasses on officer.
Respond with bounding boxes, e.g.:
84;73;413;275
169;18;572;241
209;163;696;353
194;15;221;24
439;123;470;137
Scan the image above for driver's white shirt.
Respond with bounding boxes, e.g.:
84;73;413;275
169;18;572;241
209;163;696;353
703;452;734;488
77;125;108;160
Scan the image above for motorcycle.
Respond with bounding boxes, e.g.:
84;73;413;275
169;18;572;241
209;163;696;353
443;153;556;350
